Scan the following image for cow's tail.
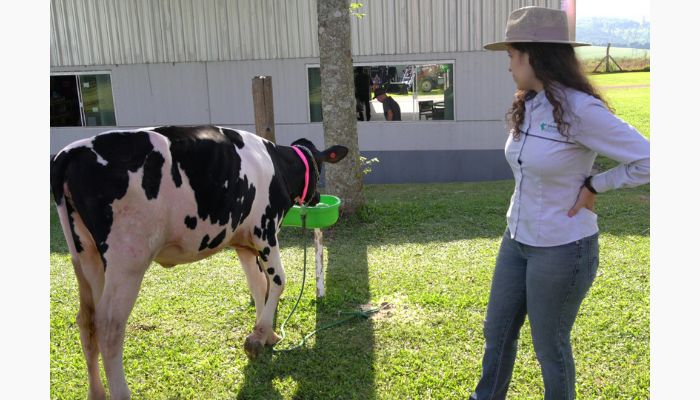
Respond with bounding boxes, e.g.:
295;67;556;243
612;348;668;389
50;151;71;206
50;150;92;261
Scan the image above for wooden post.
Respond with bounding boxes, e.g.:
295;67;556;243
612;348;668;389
252;76;276;142
314;228;325;297
593;43;623;73
610;52;623;72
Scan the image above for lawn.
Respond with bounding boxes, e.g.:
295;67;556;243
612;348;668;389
50;72;649;399
589;71;649;89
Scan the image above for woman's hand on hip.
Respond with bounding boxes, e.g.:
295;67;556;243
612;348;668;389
568;186;597;217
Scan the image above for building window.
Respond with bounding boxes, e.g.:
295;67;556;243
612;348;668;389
308;62;454;122
51;73;116;127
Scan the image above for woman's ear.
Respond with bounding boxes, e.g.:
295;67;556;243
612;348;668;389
317;146;349;164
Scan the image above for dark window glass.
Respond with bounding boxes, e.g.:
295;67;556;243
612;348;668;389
50;76;81;127
79;74;116;126
308;68;322;123
50;74;116;127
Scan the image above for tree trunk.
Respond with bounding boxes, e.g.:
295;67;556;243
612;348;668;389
317;0;364;213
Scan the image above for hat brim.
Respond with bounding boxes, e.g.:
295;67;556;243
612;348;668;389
483;40;591;51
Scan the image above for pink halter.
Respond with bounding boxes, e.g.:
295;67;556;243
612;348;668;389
291;146;310;205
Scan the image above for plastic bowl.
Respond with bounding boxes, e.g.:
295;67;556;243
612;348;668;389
282;195;341;228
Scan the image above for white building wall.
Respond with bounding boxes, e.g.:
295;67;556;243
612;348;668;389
50;50;515;154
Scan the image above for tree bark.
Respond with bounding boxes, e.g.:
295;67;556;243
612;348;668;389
317;0;364;213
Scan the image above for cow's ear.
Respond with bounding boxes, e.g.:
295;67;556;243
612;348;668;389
318;146;348;164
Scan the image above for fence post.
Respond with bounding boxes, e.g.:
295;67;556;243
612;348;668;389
252;76;276;142
314;229;325;297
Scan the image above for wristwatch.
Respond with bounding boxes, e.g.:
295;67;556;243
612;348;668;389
583;175;598;195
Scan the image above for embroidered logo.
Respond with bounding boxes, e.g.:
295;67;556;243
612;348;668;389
540;122;558;133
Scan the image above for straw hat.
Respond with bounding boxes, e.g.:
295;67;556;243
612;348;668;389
484;6;590;51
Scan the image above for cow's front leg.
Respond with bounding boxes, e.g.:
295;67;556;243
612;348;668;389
244;245;285;359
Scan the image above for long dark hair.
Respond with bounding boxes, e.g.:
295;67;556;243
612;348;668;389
506;43;612;139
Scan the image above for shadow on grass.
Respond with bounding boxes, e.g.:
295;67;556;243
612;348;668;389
236;239;376;399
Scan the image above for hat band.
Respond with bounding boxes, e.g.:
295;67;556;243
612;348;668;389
505;26;569;42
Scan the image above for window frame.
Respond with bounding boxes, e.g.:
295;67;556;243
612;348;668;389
50;71;118;127
305;59;456;123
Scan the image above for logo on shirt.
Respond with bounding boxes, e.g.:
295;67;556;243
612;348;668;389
540;121;559;133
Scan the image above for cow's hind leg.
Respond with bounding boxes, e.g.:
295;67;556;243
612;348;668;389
245;245;285;358
237;249;268;322
237;249;273;359
95;261;148;400
74;258;107;400
57;203;106;399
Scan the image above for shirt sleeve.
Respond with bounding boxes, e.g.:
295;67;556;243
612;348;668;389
572;98;650;193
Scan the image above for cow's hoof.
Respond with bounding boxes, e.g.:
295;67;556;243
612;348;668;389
266;331;282;346
244;336;265;359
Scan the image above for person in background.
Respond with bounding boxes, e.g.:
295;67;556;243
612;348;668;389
372;87;401;121
354;68;372;121
372;73;381;90
469;6;650;400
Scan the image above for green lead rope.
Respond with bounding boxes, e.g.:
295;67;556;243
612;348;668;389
272;206;386;353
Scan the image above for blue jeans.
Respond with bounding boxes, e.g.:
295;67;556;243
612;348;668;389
470;229;599;400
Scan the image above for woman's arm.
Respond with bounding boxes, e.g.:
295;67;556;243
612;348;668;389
573;99;650;193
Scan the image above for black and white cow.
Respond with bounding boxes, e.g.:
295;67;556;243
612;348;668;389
50;125;348;400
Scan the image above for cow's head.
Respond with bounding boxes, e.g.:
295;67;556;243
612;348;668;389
290;138;349;206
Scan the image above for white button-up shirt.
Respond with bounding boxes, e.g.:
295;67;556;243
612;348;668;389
505;87;650;247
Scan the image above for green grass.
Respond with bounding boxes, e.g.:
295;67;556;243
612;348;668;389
589;71;649;88
50;179;649;398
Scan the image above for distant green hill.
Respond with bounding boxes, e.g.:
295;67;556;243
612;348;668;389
576;17;649;49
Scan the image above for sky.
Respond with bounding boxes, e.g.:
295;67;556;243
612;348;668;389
575;0;650;21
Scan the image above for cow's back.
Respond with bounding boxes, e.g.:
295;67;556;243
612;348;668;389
51;126;277;269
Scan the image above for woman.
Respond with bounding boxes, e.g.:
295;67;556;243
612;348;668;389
470;7;650;400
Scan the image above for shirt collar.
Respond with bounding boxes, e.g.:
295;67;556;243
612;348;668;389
528;81;567;107
534;89;547;102
525;90;547;111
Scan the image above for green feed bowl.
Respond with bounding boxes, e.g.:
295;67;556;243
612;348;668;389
282;195;341;228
